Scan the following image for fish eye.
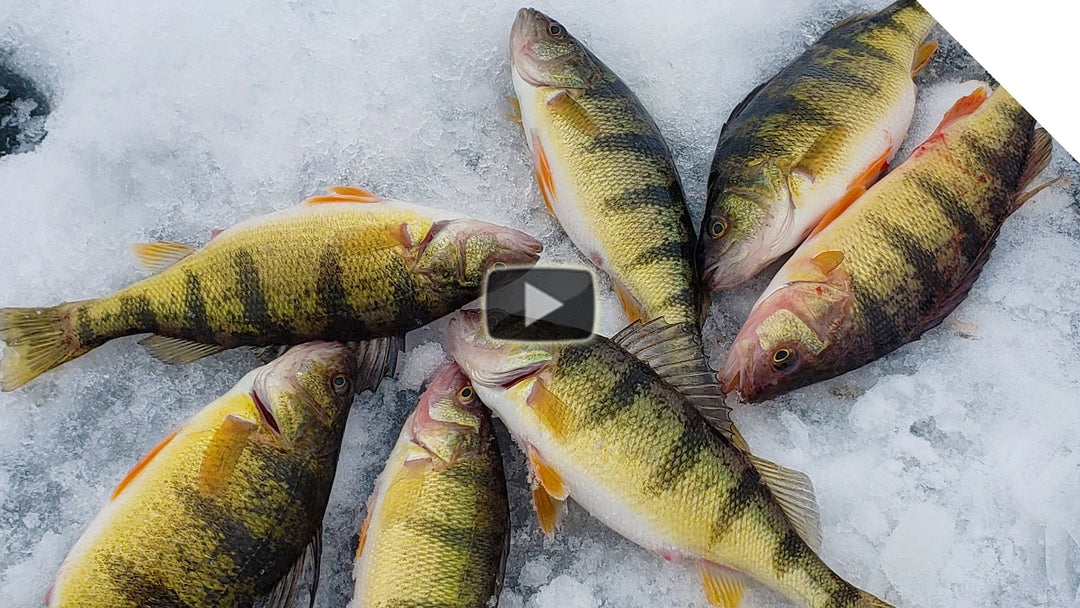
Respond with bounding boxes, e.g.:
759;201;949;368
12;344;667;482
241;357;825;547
457;386;475;403
771;348;797;371
331;374;352;396
548;23;563;36
709;219;728;239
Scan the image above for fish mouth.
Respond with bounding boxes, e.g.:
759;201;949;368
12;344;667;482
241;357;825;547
717;339;756;398
701;257;761;292
509;7;557;88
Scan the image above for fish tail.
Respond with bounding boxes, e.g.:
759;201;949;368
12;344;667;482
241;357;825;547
852;592;896;608
0;303;92;390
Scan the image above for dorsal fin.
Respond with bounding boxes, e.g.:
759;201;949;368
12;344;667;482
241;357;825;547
825;11;870;34
611;319;736;443
719;79;768;139
304;186;385;205
131;241;196;273
746;453;821;550
1013;127;1056;210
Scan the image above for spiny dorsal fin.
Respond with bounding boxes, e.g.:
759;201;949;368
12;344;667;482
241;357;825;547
263;522;322;608
131;241;196;273
826;11;871;34
138;335;226;364
350;336;401;393
304;186;385;205
251;344;288;364
746;453;821;550
611;319;736;442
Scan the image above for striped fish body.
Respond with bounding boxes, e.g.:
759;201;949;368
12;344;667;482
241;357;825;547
510;8;704;328
720;85;1053;401
0;189;542;390
48;342;359;607
352;362;508;608
448;311;893;608
699;0;938;290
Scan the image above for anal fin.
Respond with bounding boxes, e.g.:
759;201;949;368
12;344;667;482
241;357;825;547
139;335;226;365
697;560;746;608
131;241;196;273
526;444;567;537
199;414;257;496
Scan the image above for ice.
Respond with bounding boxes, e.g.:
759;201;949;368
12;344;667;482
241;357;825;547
1;1;1079;607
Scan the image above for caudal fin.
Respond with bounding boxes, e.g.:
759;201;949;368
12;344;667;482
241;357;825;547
0;306;88;391
854;592;896;608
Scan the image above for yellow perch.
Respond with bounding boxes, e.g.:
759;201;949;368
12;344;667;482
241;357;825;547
352;362;509;608
699;0;938;290
0;187;542;390
449;311;896;608
47;341;362;608
510;8;705;328
720;84;1053;401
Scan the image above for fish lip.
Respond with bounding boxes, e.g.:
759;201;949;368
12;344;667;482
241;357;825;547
717;339;755;397
509;7;557;88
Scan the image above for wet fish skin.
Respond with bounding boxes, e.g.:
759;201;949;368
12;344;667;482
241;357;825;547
699;0;938;290
719;84;1053;401
448;310;894;608
352;361;509;608
510;8;705;328
47;341;359;608
0;189;542;390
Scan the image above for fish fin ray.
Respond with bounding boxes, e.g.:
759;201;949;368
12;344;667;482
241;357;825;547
613;280;647;324
507;96;522;126
198;414;257;496
264;523;322;608
527;444;568;500
530;483;566;538
304;186;384;205
0;304;90;391
138;335;226;365
250;345;288;364
745;453;821;550
697;560;746;608
719;80;769;139
112;427;181;499
611;319;737;442
131;241;196;273
547;90;599;136
790;126;852;189
810;250;846;276
825;12;871;34
808;149;889;238
531;135;557;215
908;230;1000;341
1013;127;1056;210
932;84;991;138
356;500;374;559
527;380;571;439
351;336;400;393
526;444;567;537
911;41;938;77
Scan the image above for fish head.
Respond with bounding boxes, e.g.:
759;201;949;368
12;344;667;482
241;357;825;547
251;341;358;446
718;277;855;401
699;161;793;290
415;219;543;289
403;361;491;465
447;309;555;388
510;8;601;89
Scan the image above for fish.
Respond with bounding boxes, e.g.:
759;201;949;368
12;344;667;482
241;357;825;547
699;0;939;290
0;187;542;390
510;8;705;328
352;361;509;608
448;310;896;608
46;341;366;608
719;84;1054;401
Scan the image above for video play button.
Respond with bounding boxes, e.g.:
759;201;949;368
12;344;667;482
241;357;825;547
484;267;595;341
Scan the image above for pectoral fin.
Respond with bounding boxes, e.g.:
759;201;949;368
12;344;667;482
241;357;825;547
808;149;889;238
526;444;567;537
911;41;939;77
507;96;522;126
199;414;257;496
697;560;746;608
547;90;599;136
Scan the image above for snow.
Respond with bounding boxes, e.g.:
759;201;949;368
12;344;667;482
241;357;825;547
1;1;1079;607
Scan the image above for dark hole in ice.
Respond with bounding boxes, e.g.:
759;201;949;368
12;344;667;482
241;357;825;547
0;59;51;157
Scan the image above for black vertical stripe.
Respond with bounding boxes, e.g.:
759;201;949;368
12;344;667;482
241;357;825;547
316;247;367;337
234;249;289;342
108;555;197;608
118;294;159;334
910;172;987;264
710;467;766;543
643;424;707;496
182;270;214;343
772;529;812;576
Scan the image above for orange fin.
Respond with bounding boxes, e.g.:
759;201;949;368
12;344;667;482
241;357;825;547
112;427;181;499
526;444;567;537
356;502;374;559
526;380;570;439
811;250;845;276
697;560;746;608
305;186;384;205
199;414;257;495
911;41;938;77
507;96;522;126
613;280;647;324
131;241;196;273
531;136;556;215
210;228;225;240
808;149;889;238
937;85;991;133
389;222;415;248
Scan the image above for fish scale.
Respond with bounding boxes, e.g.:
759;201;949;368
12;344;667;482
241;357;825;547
0;191;542;390
699;0;938;290
449;311;895;608
510;8;704;328
720;84;1053;401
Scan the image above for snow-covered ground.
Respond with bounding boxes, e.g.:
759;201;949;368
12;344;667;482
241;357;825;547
1;1;1078;607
